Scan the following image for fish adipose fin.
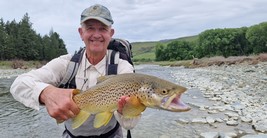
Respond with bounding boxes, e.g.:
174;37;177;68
72;110;91;129
94;112;113;128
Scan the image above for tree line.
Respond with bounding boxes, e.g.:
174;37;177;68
156;22;267;61
0;13;67;61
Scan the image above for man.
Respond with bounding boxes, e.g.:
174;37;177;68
10;4;139;138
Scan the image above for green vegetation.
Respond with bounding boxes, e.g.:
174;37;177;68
131;35;198;62
132;22;267;62
0;13;67;61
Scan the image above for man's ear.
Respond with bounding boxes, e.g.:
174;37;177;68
110;28;115;37
78;27;84;41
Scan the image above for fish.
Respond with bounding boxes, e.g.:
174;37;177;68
70;73;190;129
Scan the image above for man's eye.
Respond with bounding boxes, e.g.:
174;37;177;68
100;28;107;31
86;27;94;30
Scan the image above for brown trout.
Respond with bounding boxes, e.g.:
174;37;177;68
70;73;190;129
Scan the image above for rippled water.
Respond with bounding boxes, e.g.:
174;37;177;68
0;65;200;138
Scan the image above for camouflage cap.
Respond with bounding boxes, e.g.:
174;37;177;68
80;4;114;26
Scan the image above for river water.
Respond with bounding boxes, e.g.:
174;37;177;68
0;64;250;138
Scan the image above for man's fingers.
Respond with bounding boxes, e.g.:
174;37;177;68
68;90;80;116
68;110;76;118
69;102;80;116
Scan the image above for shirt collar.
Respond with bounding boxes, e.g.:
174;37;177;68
82;51;107;75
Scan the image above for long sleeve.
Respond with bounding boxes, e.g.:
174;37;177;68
10;54;71;110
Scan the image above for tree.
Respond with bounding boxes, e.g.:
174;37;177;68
17;13;39;60
0;13;68;61
246;22;267;54
155;43;166;61
0;18;8;60
165;41;193;60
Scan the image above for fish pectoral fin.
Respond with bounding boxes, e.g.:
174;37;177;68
122;96;146;117
94;112;113;128
72;110;91;129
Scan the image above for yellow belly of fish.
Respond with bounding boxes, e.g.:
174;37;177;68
72;95;146;129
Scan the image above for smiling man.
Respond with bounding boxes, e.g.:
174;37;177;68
10;4;139;138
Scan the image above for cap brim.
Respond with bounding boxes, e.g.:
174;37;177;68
80;16;112;26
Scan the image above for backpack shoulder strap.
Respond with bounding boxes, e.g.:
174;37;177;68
58;47;85;88
107;49;120;75
116;38;133;58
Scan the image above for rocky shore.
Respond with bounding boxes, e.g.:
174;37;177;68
172;61;267;138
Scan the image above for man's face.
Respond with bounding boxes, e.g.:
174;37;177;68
79;19;114;55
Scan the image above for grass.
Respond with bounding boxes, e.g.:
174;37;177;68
0;60;45;69
131;35;198;62
0;61;13;69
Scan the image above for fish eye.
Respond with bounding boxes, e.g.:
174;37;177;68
161;89;169;95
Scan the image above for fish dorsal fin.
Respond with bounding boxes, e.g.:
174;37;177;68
72;110;91;129
96;75;115;84
94;112;113;128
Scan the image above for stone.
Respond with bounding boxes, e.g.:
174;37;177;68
225;112;239;117
240;116;252;123
252;120;267;133
241;134;267;138
176;118;190;124
215;118;224;123
192;118;207;124
224;132;238;138
200;132;219;138
206;116;215;124
208;110;219;114
226;120;239;126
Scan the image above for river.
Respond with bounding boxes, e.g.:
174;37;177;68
1;64;265;138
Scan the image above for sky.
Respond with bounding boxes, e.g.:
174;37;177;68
1;0;267;53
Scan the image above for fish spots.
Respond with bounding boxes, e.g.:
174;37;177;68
73;73;188;119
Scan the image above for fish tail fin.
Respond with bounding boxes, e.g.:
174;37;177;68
72;110;91;129
94;112;113;128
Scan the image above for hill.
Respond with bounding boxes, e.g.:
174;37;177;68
131;35;198;62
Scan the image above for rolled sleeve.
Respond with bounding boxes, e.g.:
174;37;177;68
10;54;71;110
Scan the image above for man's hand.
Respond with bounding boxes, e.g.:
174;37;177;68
117;96;146;116
116;96;145;130
39;85;80;122
117;96;130;114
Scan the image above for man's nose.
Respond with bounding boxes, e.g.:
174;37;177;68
92;30;101;38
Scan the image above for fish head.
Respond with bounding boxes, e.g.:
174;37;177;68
140;78;190;112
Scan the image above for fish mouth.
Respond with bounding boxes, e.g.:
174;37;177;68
161;94;191;112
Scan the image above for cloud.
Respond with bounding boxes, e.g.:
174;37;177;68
1;0;267;53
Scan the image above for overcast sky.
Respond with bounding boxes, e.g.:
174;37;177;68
1;0;267;53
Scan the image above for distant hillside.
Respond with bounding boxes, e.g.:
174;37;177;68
131;35;198;61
